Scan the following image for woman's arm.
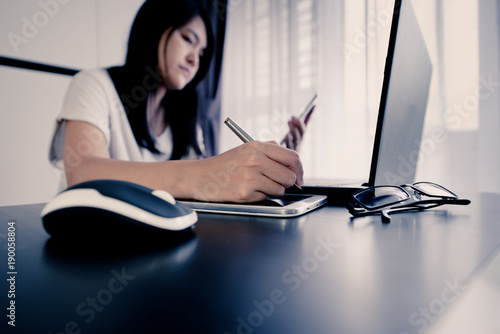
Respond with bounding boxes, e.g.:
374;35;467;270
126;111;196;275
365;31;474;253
63;120;303;203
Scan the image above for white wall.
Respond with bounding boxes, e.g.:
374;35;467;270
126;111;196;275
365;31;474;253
0;0;144;206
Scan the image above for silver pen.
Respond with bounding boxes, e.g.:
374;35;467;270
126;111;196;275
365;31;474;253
224;117;302;190
224;117;254;143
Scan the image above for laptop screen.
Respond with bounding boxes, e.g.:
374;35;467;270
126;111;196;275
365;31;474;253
368;0;433;186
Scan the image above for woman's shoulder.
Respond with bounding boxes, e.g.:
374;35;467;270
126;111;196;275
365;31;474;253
72;68;113;86
66;68;118;103
61;67;120;116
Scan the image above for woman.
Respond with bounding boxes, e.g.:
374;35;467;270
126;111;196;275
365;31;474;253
49;0;306;203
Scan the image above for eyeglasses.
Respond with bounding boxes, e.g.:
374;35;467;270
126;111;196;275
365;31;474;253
346;182;471;222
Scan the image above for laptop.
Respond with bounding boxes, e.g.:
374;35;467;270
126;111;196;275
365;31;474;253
287;0;433;205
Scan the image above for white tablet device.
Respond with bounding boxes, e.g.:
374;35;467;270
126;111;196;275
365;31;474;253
178;194;327;218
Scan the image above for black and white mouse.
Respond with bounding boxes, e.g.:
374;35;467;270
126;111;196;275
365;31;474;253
41;179;198;237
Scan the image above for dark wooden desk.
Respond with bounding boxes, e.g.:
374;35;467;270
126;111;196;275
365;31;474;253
1;193;500;334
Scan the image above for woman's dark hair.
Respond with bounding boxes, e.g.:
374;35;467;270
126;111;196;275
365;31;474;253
107;0;214;159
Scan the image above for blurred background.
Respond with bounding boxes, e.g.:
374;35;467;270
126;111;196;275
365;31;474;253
219;0;500;195
0;0;499;205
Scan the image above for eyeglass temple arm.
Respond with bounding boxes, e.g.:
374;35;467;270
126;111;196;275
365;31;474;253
348;198;471;219
406;198;471;207
378;197;471;220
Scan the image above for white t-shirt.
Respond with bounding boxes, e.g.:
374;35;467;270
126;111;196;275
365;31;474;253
49;68;202;189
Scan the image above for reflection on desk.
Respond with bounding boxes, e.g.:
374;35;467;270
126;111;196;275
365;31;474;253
1;193;499;334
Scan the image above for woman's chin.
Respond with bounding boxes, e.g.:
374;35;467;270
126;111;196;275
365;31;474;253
165;80;189;91
163;71;193;90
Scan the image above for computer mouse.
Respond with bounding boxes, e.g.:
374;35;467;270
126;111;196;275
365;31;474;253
41;179;198;238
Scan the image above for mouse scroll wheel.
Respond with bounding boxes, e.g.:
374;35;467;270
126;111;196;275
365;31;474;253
151;190;176;205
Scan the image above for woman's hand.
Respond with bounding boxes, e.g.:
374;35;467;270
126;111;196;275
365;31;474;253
282;105;314;151
188;141;304;203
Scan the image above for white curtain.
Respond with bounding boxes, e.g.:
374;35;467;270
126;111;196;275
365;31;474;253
412;0;500;194
220;0;500;193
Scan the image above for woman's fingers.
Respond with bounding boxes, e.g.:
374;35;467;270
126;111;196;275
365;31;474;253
194;141;303;203
285;116;307;150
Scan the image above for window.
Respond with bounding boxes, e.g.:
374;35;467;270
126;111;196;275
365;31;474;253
221;0;498;193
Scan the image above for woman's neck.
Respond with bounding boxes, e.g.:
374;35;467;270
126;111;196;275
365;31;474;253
147;85;168;137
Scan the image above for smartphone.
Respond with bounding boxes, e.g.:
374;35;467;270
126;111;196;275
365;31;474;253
280;93;317;145
297;93;317;123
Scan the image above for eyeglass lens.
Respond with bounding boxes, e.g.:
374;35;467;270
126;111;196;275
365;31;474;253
412;182;457;198
354;186;409;210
